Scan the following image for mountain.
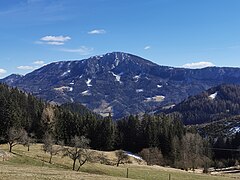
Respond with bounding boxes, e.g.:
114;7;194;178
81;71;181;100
2;52;240;119
0;74;23;86
165;84;240;125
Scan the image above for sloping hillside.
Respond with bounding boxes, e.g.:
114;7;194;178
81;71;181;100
166;84;240;125
0;144;235;180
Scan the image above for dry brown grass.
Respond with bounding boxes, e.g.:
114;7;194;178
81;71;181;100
0;164;130;180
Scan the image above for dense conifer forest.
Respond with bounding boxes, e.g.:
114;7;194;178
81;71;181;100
0;83;239;169
167;84;240;124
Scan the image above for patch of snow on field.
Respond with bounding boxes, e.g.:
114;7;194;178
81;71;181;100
126;151;143;160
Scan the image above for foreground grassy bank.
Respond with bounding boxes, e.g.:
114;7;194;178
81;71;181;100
0;144;236;180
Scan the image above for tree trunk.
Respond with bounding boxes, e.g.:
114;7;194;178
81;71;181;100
9;144;12;153
117;160;120;167
77;159;87;171
72;159;76;170
28;145;30;151
77;165;81;171
49;154;53;164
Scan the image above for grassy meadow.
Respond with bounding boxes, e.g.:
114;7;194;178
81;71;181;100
0;144;237;180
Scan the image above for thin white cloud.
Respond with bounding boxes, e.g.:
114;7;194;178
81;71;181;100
47;41;64;45
38;35;71;45
41;35;71;42
33;60;45;65
182;61;215;69
61;46;94;55
17;66;34;70
0;68;7;76
88;29;106;34
144;46;151;50
18;60;46;71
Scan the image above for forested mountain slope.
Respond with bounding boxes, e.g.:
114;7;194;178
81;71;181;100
166;84;240;125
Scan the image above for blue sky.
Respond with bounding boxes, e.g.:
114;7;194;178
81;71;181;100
1;0;240;77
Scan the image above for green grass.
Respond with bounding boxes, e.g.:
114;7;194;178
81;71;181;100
0;144;237;180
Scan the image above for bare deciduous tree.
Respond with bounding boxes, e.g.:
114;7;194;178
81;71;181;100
21;133;36;151
115;150;129;167
139;147;163;165
63;136;90;171
42;133;62;164
173;133;211;171
98;152;109;165
7;127;27;153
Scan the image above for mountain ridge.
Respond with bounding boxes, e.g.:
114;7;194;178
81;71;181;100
2;52;240;120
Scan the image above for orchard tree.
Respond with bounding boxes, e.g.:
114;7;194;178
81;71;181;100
139;147;164;165
64;136;90;170
115;150;129;167
42;133;62;164
7;127;27;152
21;133;36;151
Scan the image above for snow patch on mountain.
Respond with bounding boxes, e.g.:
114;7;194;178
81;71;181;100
69;80;75;85
110;71;122;83
121;53;130;60
133;75;141;82
91;55;103;60
81;90;91;96
209;92;218;100
136;89;144;93
86;78;92;87
54;86;73;92
61;70;71;76
115;56;120;67
144;95;165;102
55;62;64;69
229;126;240;134
162;104;175;110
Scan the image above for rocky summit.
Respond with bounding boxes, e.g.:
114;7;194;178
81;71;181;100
2;52;240;119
